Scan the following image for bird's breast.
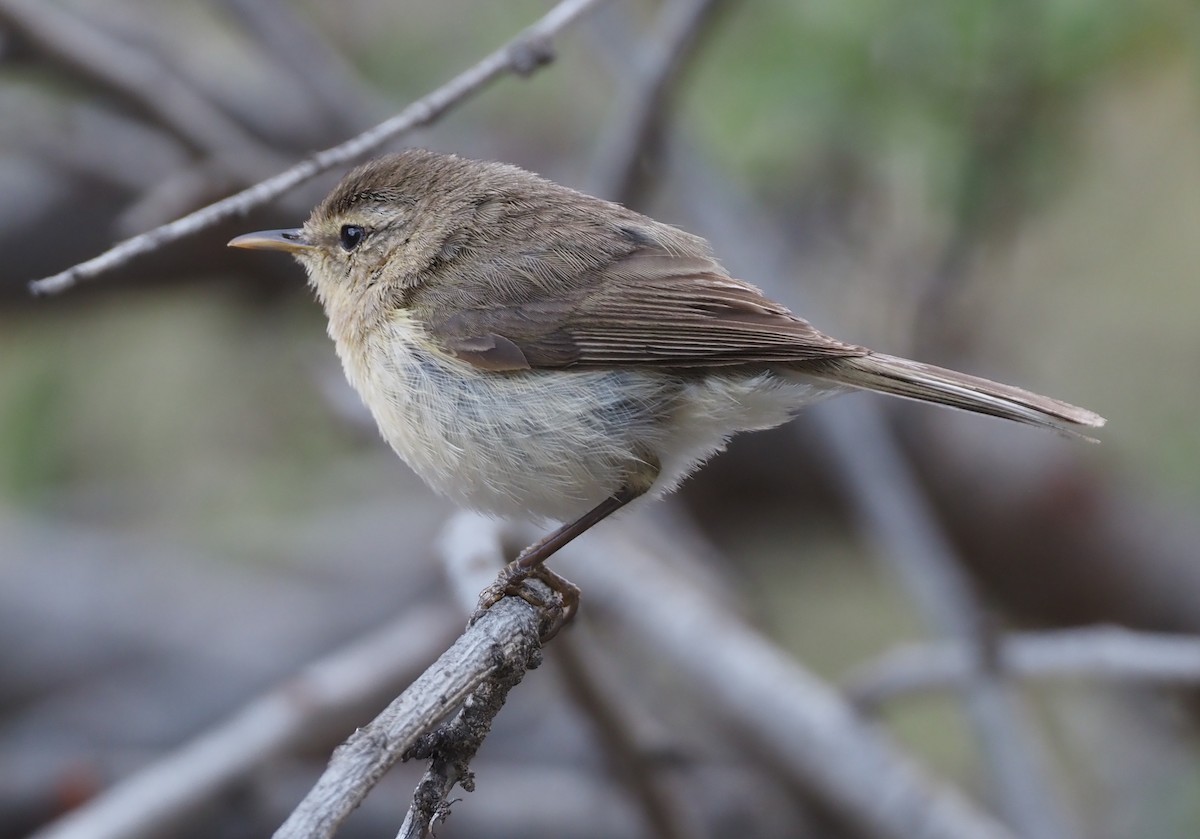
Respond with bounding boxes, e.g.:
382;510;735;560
331;312;683;520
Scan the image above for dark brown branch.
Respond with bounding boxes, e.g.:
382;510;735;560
653;139;1078;839
26;0;611;296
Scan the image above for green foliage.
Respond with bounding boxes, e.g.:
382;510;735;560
686;0;1192;211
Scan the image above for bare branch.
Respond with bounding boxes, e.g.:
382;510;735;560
273;593;550;839
212;0;380;134
0;0;285;180
588;0;732;203
553;632;697;839
846;626;1200;710
27;0;611;296
395;670;525;839
472;513;1019;839
28;604;457;839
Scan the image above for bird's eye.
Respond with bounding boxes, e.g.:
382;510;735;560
339;224;365;251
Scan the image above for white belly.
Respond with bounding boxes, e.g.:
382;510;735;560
336;314;834;521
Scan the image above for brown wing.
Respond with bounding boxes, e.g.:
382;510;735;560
430;248;867;371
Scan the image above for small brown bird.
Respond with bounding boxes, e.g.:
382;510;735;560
230;149;1103;620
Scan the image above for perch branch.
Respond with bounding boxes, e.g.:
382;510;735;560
273;592;551;839
468;513;1018;839
26;0;610;295
441;512;697;838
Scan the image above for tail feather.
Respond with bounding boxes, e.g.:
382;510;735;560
812;353;1106;441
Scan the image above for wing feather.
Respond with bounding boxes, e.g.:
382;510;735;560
429;244;865;371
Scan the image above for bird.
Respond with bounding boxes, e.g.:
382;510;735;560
230;148;1104;625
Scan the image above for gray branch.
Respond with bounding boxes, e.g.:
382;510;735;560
28;604;457;839
0;0;285;180
847;626;1200;710
274;594;549;839
27;0;611;295
471;513;1018;839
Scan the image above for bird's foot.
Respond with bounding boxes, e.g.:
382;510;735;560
472;562;581;641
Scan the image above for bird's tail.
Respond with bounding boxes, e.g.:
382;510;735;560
809;353;1106;440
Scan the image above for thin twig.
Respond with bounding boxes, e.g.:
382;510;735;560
26;0;611;296
846;626;1200;710
28;604;457;839
273;593;550;839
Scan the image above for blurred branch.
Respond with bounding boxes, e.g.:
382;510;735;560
274;591;551;839
583;9;1076;837
0;0;286;180
674;150;1075;839
27;0;611;296
588;0;732;203
212;0;379;134
812;403;1077;839
553;632;696;839
847;626;1200;711
29;604;457;839
476;513;1019;839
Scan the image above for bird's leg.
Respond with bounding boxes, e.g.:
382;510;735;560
473;458;659;638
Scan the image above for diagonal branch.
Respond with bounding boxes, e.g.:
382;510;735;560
27;0;611;296
498;513;1019;839
28;604;457;839
0;0;285;180
273;593;551;839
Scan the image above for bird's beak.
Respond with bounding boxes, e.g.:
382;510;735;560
227;228;315;254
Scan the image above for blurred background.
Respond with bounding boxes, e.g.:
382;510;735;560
1;0;1198;837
